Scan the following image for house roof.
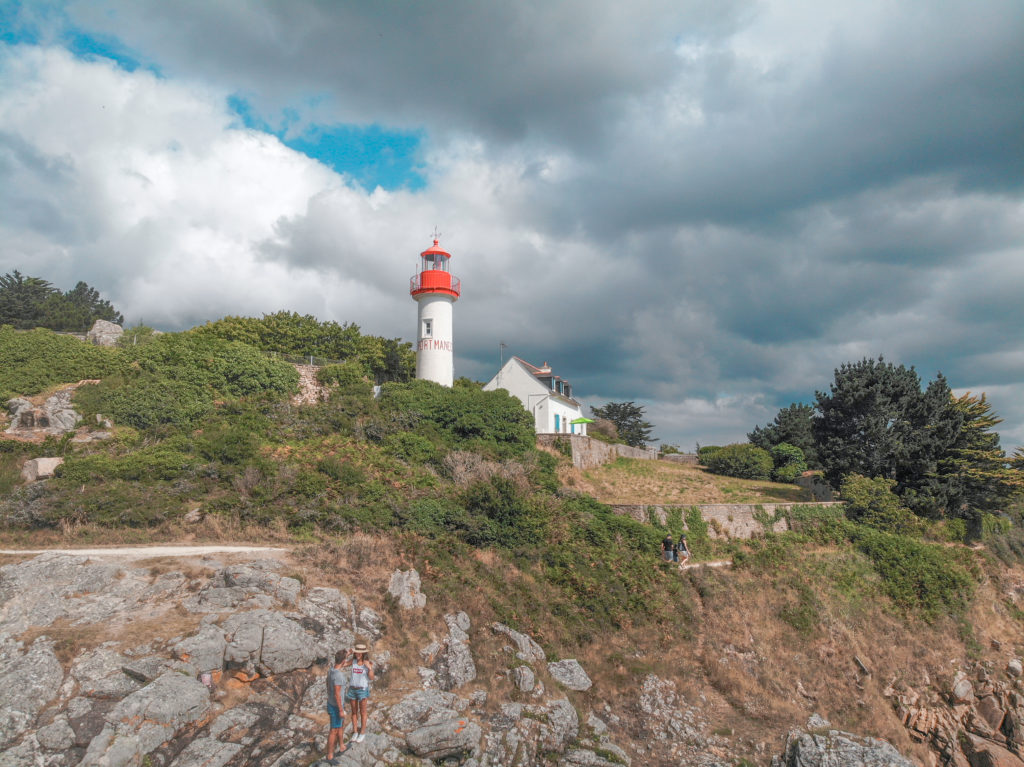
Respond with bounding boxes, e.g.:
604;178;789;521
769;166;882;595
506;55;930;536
510;356;581;407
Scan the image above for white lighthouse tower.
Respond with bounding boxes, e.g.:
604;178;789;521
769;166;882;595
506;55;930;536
410;236;460;387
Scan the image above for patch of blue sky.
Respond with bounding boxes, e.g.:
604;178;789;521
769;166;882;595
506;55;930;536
0;1;155;74
228;94;426;192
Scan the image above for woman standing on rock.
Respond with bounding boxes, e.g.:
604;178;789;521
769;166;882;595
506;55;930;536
343;643;375;743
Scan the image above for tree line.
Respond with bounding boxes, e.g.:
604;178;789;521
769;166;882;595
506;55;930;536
742;357;1022;530
0;271;124;332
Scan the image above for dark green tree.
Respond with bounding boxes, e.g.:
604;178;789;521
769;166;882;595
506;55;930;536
590;401;656;448
0;271;56;328
748;403;819;467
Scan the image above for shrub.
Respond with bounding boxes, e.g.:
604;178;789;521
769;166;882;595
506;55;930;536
704;444;772;480
770;443;807;483
839;474;918;534
697;445;722;464
850;527;974;620
379;380;535;458
317;361;373;397
58;447;194;483
382;432;438;464
317;456;366;488
77;378;214;430
0;326;117;401
684;506;711;559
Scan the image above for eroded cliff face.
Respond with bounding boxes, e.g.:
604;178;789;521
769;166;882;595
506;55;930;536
0;549;1020;767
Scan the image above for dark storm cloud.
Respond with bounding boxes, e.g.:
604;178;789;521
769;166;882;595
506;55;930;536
3;1;1022;449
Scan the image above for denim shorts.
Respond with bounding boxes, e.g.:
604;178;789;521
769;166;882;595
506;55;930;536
327;704;344;729
346;687;370;701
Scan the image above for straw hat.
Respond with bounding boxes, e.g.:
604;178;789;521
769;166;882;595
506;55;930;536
353;642;369;653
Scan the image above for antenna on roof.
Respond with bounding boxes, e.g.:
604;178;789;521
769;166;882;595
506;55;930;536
431;225;442;241
498;342;507;386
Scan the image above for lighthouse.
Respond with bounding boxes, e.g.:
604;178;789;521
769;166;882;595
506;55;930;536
410;236;460;387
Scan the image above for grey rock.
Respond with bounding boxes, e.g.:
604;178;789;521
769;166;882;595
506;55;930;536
445;611;471;641
169;736;243;767
71;644;142;698
491;622;545;662
439;638;477;690
539;698;579;751
122;656;176;684
260;613;317;674
357;606;383;640
6;397;31;416
638;674;702;743
420;640;443;663
512;665;536;692
806;713;831;730
0;637;64;748
560;749;626;767
0;736;42;767
548;659;592;691
1009;658;1023;678
222;610;316;676
84;672;210;766
36;714;75;751
87;319;124;347
771;726;916;767
173;623;227;673
951;672;975;703
586;712;607;735
406;718;482;760
20;457;64;482
388;689;466;732
388;569;427;610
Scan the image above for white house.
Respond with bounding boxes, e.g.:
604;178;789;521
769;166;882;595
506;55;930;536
483;357;588;435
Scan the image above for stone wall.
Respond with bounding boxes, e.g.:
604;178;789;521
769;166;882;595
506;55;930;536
659;453;699;465
609;502;846;540
537;434;658;470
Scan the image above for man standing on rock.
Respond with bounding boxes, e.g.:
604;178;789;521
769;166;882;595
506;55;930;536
325;650;348;764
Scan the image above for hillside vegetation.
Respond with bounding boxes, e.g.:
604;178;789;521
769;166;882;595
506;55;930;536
4;321;1024;765
564;455;810;505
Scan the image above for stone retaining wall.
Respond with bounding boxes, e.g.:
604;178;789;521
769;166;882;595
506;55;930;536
659;453;699;465
537;434;658;470
610;502;846;539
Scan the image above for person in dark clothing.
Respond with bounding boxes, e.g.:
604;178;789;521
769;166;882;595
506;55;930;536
676;533;690;566
661;534;675;562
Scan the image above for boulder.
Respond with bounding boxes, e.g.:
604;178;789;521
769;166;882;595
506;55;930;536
977;694;1007;732
1009;659;1023;678
388;689;467;732
173;624;227;673
548;659;593;691
221;610;316;676
406;718;482;760
513;665;536;692
357;606;383;640
0;637;64;748
539;698;580;751
771;725;916;767
963;733;1024;767
71;644;142;698
388;569;427;610
952;672;976;704
168;737;243;767
492;622;545;662
87;319;124;347
20;457;64;483
37;714;76;751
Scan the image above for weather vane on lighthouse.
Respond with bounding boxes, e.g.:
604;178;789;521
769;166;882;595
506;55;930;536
410;231;460;387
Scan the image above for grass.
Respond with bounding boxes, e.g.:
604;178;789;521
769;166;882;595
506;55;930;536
568;457;810;505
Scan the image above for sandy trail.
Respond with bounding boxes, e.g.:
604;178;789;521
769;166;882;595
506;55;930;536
680;559;732;570
0;545;288;561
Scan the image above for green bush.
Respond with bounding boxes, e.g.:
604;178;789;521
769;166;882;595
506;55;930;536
704;443;772;480
839;474;918;534
697;445;722;464
0;326;117;401
379;380;535;458
58;447;194;483
684;506;711;559
76;378;214;431
317;361;373;397
850;527;974;620
770;443;807;483
382;431;438;464
317;456;366;488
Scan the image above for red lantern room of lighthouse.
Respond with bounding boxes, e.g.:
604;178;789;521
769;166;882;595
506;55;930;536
410;238;461;386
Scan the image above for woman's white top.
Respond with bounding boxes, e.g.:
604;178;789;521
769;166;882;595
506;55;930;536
350;660;370;689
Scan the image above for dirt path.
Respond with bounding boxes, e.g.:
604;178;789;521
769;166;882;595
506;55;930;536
680;559;732;570
0;544;288;561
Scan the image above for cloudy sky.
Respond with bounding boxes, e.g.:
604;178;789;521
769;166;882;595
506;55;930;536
2;0;1022;450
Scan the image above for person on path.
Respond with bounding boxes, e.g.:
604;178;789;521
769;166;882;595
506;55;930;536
325;650;348;764
676;533;691;567
343;642;375;743
662;533;675;562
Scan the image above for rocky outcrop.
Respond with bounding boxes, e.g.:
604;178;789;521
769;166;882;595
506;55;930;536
0;553;639;767
20;456;64;482
86;319;124;347
772;716;916;766
388;568;427;609
548;658;593;691
492;621;546;662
